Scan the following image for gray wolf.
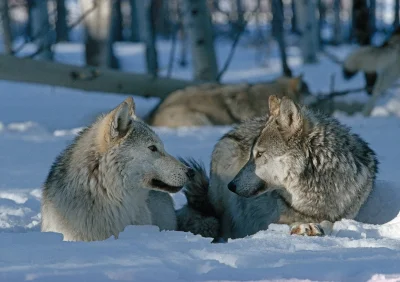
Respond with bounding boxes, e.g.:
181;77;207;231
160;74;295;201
177;95;378;239
147;75;310;128
41;97;194;241
343;26;400;95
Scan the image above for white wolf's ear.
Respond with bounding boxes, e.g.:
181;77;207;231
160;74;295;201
268;95;281;117
110;97;136;138
276;96;303;135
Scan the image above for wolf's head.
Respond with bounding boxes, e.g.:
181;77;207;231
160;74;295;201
96;97;193;193
228;95;307;198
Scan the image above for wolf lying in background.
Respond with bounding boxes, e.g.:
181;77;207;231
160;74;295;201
343;26;400;95
177;95;378;240
147;75;310;128
41;97;194;241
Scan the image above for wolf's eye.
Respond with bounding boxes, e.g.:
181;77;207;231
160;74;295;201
255;152;262;158
148;145;158;152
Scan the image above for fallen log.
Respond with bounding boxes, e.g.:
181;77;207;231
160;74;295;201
0;55;197;98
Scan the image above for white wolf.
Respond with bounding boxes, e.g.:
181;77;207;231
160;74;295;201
41;97;194;241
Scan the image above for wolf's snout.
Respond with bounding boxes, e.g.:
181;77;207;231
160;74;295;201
228;182;236;193
186;168;195;179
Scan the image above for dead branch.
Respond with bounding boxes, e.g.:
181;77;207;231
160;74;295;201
217;8;259;82
316;82;400;101
0;55;197;98
314;87;367;101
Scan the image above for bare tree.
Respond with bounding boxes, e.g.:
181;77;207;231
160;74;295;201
183;0;218;81
178;8;188;67
129;0;140;42
394;0;400;27
295;0;319;63
291;0;298;33
0;0;13;54
55;0;69;42
318;0;326;49
29;0;53;60
136;0;159;76
234;0;245;32
80;0;118;68
351;0;371;45
333;0;341;45
271;0;292;76
369;0;376;33
156;0;171;37
112;0;123;42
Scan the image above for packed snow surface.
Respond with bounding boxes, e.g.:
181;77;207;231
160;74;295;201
0;39;399;281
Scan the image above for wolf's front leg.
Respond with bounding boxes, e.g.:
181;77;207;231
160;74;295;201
289;220;333;236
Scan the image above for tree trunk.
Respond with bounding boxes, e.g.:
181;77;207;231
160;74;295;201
29;0;53;60
112;0;124;42
318;0;325;49
55;0;69;42
369;0;376;33
234;0;245;32
351;0;371;45
295;0;318;63
333;0;341;45
394;0;400;27
156;0;171;37
291;0;298;33
136;0;159;76
271;0;292;76
130;0;140;42
178;4;188;67
80;0;118;69
0;0;13;54
183;0;218;81
0;54;196;99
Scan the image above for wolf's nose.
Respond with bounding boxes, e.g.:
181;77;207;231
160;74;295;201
228;182;236;193
186;168;195;179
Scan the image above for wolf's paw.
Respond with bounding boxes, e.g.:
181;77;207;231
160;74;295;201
290;223;325;236
200;216;220;239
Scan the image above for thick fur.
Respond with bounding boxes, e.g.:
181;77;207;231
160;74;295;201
343;26;400;94
41;97;192;241
176;158;220;238
147;75;310;127
177;96;378;239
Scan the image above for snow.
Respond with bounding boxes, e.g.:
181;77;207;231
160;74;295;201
0;37;400;281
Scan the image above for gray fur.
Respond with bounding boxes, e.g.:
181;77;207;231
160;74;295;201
41;97;191;241
176;158;220;238
147;76;310;127
177;96;378;239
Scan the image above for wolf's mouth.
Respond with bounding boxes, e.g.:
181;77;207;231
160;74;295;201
150;179;183;193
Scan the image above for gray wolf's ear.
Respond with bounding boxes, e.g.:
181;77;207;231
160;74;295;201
111;97;135;138
277;96;303;135
268;95;281;117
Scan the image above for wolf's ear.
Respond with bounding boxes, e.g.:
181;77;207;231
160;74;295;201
276;96;303;135
268;95;281;117
110;97;135;138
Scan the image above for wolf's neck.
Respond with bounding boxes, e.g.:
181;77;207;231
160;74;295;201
69;127;133;202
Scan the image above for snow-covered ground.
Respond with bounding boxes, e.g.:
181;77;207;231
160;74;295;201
1;39;400;281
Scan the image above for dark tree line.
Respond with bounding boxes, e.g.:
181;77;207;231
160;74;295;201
0;0;399;81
